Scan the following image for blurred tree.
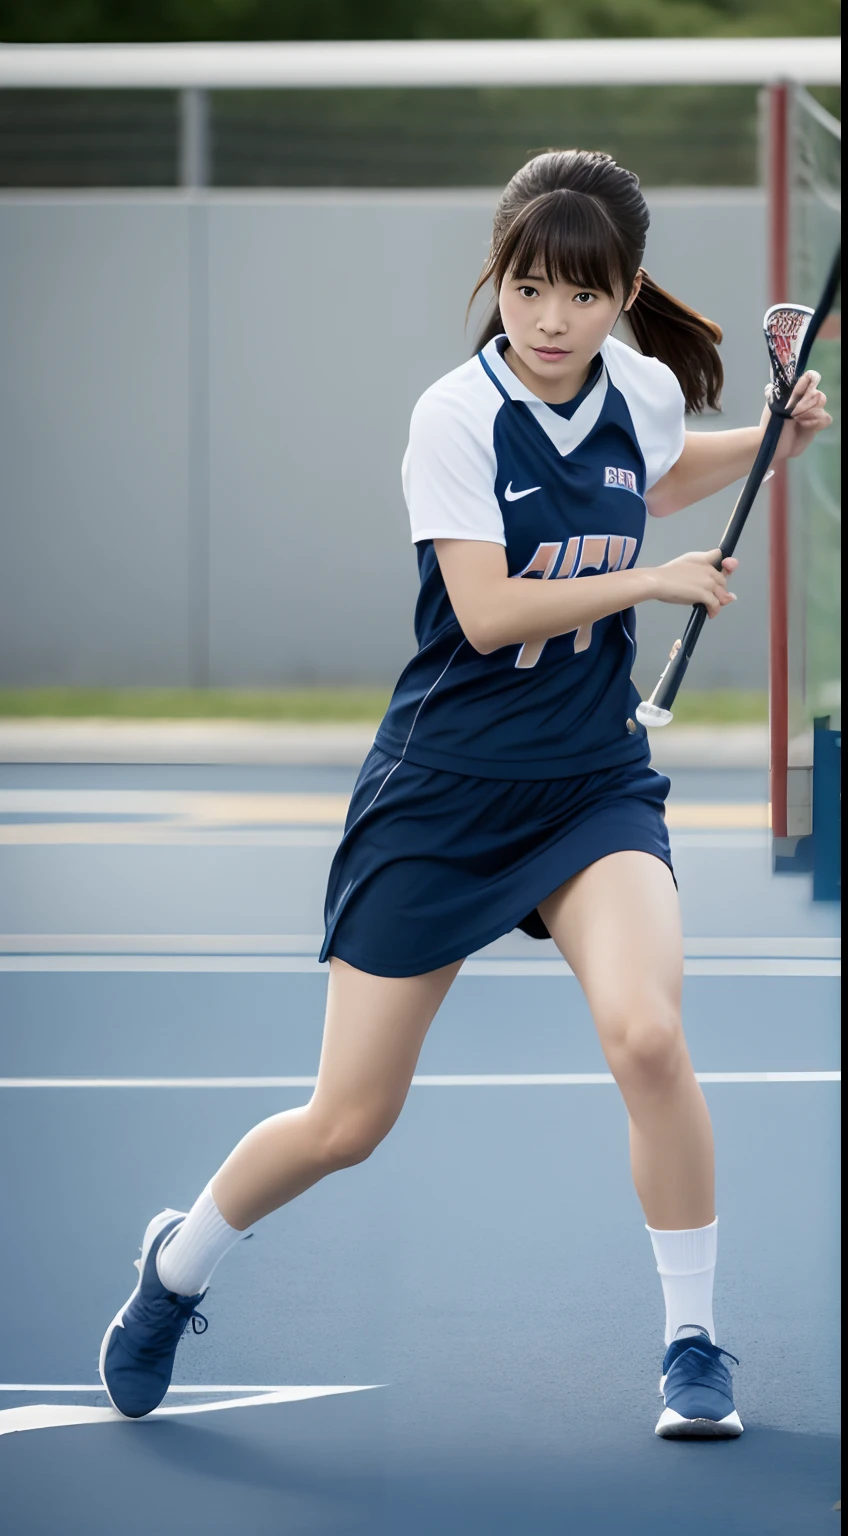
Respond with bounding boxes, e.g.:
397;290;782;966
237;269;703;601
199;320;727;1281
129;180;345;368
0;0;840;42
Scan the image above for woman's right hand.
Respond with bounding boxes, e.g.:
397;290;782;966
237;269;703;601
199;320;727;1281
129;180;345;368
649;549;738;617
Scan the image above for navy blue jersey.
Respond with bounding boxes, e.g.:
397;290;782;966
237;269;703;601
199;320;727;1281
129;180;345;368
374;334;686;779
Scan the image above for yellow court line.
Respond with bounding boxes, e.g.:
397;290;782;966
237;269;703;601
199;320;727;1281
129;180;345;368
168;793;352;824
665;802;770;829
0;799;770;843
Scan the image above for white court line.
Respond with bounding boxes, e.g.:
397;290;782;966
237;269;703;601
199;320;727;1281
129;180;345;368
0;1384;381;1437
0;1383;324;1393
0;828;343;847
0;933;321;955
0;955;332;973
0;955;838;976
0;934;838;958
0;1073;839;1088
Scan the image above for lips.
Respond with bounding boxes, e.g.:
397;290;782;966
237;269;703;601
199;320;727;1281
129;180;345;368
534;347;571;358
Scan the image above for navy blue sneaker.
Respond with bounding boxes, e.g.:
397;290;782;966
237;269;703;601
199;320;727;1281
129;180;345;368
656;1327;743;1438
99;1209;209;1420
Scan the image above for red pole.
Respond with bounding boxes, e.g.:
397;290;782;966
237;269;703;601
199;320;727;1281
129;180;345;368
768;81;790;838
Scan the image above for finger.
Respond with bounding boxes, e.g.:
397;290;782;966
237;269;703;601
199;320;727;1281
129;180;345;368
713;567;735;595
793;388;827;417
706;579;724;613
788;369;820;407
797;408;833;431
721;557;739;574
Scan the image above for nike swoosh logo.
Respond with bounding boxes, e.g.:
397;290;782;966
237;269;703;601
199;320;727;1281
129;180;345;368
504;482;541;501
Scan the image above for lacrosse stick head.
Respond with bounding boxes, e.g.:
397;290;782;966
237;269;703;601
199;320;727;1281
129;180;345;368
763;303;815;409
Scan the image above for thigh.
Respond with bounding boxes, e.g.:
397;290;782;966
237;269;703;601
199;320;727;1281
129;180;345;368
538;851;684;1042
309;956;463;1138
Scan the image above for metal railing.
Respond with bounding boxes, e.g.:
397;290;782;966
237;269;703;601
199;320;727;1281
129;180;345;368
1;38;840;189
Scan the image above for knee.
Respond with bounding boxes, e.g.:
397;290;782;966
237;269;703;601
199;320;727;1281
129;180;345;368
314;1113;388;1171
603;998;685;1087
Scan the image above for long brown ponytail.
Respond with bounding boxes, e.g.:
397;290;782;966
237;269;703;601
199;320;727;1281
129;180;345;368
469;150;723;414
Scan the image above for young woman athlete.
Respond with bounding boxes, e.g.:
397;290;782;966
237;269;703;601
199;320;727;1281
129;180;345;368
100;150;831;1437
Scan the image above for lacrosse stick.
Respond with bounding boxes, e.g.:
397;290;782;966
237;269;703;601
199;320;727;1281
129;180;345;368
636;246;841;728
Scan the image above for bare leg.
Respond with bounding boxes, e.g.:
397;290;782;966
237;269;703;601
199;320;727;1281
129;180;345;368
539;852;714;1229
211;956;463;1231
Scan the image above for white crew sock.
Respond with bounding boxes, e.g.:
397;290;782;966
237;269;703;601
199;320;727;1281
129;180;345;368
156;1184;251;1297
646;1217;718;1346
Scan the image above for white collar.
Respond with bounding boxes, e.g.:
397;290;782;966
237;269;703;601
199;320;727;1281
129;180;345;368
481;335;609;458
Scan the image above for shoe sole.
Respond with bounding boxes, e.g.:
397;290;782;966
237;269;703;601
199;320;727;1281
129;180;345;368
656;1406;744;1439
98;1208;186;1420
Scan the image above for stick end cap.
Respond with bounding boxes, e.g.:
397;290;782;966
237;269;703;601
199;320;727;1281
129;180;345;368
636;702;673;729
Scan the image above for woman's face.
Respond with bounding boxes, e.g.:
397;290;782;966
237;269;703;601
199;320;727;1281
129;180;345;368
498;266;641;401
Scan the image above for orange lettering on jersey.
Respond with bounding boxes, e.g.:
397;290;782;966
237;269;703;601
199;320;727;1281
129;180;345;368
515;542;562;579
516;640;545;669
556;536;581;580
568;536;612;651
514;543;563;667
575;536;609;575
607;534;626;571
607;535;637;572
512;534;637;669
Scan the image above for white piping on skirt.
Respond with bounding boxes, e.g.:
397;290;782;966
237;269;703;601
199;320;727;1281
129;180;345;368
346;755;406;832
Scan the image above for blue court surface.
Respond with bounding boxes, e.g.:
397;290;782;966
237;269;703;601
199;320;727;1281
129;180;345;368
0;761;840;1535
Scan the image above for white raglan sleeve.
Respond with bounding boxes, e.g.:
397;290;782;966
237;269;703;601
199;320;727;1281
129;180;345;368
646;363;687;488
401;385;505;546
602;337;687;490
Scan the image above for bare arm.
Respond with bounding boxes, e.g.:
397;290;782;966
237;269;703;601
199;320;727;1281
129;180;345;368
434;540;737;656
647;427;762;518
647;368;831;518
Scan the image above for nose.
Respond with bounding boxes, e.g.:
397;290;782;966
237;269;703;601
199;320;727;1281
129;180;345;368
537;312;567;336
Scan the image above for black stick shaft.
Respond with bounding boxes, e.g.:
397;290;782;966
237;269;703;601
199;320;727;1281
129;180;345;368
646;414;784;713
644;245;840;718
718;412;785;558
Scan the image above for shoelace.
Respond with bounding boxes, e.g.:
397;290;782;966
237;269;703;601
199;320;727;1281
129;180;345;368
128;1290;209;1359
665;1334;739;1371
678;1342;739;1369
667;1343;739;1398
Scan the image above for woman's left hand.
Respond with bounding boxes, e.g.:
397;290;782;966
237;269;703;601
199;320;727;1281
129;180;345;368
764;369;833;461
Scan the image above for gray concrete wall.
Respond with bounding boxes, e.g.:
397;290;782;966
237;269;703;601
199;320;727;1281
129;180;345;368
0;189;768;692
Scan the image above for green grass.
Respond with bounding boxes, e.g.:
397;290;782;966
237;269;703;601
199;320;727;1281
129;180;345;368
0;688;393;722
0;687;769;725
660;689;768;725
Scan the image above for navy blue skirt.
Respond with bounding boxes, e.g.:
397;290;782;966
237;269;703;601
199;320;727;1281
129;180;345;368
320;746;673;978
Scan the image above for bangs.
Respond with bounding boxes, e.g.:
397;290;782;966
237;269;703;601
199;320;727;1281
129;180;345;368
493;189;631;298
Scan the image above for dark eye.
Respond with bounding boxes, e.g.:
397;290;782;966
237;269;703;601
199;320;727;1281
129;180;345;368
574;292;596;304
517;285;539;299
